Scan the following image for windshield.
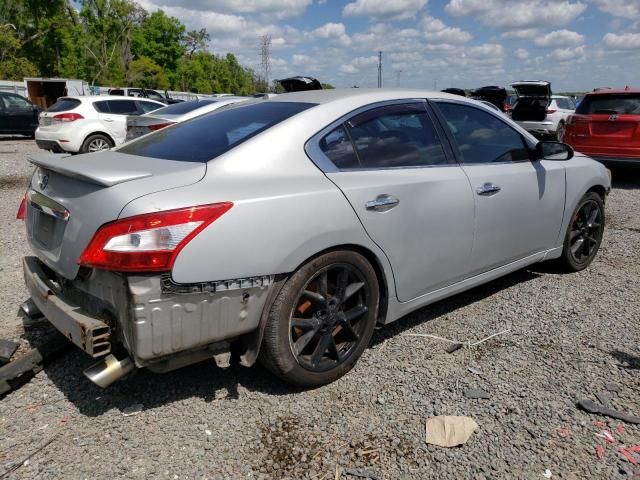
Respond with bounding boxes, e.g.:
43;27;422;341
119;101;316;162
576;94;640;115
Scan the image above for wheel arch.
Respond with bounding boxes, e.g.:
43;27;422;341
586;184;607;202
82;130;115;148
238;243;391;368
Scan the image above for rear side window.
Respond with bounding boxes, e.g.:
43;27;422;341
319;126;360;169
436;102;530;164
576;94;640;115
555;98;573;110
345;104;447;168
47;98;81;112
119;101;315;162
94;101;110;113
107;100;139;115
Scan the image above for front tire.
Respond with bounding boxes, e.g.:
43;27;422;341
558;192;605;272
259;250;379;387
556;121;566;142
81;133;113;153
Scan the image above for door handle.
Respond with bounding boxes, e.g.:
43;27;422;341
476;183;501;196
365;194;400;212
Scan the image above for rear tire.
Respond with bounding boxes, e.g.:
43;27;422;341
556;121;566;142
259;250;379;387
81;133;113;153
558;192;605;272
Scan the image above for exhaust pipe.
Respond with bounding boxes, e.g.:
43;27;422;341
20;299;42;318
84;353;133;388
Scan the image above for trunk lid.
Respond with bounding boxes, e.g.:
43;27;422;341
511;81;552;99
25;151;206;280
511;81;552;122
277;76;322;92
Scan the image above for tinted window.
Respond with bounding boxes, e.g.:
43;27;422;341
152;100;218;115
2;94;31;109
107;100;139;115
119;101;315;162
319;126;359;169
93;100;110;113
138;101;162;113
576;94;640;115
47;98;81;112
555;98;572;110
436;102;530;164
145;90;165;100
346;104;447;168
109;89;124;95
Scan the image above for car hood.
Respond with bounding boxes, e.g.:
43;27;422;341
278;76;322;92
512;81;552;98
26;151;206;279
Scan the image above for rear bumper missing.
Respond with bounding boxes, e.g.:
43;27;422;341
23;256;273;369
23;256;111;357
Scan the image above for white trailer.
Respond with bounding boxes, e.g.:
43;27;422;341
23;77;88;109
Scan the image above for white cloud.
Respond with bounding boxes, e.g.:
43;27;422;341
502;28;538;39
549;45;586;62
515;48;529;59
312;22;352;47
146;0;312;17
339;55;379;74
421;15;472;44
603;32;640;49
534;29;585;47
591;0;640;18
343;0;428;20
445;0;587;29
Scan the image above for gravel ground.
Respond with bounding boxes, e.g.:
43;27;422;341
0;138;638;479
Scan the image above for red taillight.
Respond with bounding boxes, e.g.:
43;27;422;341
53;113;84;122
16;192;26;220
148;122;174;131
546;108;557;114
78;203;233;272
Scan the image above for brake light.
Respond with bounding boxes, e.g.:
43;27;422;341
546;108;557;114
148;122;174;131
78;203;233;272
16;192;26;220
53;113;84;122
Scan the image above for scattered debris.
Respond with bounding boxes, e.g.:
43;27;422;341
122;404;143;417
577;399;640;424
405;329;510;349
596;445;604;461
446;343;463;354
0;339;19;364
594;430;615;444
343;468;379;479
467;367;482;375
425;416;478;448
593;421;607;427
0;430;62;479
618;448;639;466
616;424;625;434
463;388;490;400
605;383;622;393
556;427;571;438
0;332;70;397
376;397;385;405
594;391;611;408
542;469;552;478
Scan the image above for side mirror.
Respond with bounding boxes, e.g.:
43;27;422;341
536;141;574;161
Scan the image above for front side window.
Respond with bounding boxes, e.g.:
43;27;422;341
344;104;447;168
435;102;530;164
107;100;139;115
119;101;315;162
2;94;31;109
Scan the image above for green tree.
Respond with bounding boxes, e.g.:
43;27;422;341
131;10;185;72
126;55;168;89
321;82;335;89
0;26;38;79
184;28;209;57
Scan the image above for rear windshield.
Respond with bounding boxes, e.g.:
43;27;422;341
118;101;316;162
152;100;218;116
47;98;81;112
576;94;640;115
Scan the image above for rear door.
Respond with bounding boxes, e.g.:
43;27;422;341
1;93;35;132
313;101;475;302
433;100;565;274
100;100;139;145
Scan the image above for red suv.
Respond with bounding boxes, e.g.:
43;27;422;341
564;87;640;165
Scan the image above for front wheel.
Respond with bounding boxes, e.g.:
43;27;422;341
558;192;605;272
556;121;566;141
259;250;379;387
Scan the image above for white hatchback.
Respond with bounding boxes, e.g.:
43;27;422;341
35;96;164;154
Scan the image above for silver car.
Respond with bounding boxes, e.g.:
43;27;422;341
19;89;610;388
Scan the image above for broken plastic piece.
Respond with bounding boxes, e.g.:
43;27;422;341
577;399;640;424
596;445;604;461
619;448;639;465
425;416;478;448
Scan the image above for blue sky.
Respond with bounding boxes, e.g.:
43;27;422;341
138;0;640;92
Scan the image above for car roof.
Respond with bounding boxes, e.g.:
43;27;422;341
268;88;466;105
60;95;165;102
587;88;640;95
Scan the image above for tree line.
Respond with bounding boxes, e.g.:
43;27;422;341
0;0;266;95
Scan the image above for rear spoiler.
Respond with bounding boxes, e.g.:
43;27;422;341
28;153;152;187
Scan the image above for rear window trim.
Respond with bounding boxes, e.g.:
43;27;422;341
576;93;640;115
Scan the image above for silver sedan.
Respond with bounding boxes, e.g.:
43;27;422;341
20;89;610;387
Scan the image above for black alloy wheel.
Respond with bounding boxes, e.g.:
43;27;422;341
559;192;605;271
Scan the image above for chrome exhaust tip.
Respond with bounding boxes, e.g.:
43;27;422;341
20;299;41;318
83;353;133;388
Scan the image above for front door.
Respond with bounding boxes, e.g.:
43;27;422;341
433;101;565;274
317;102;475;302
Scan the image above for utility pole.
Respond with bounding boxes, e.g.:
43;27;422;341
377;51;382;88
396;70;402;87
260;34;272;92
